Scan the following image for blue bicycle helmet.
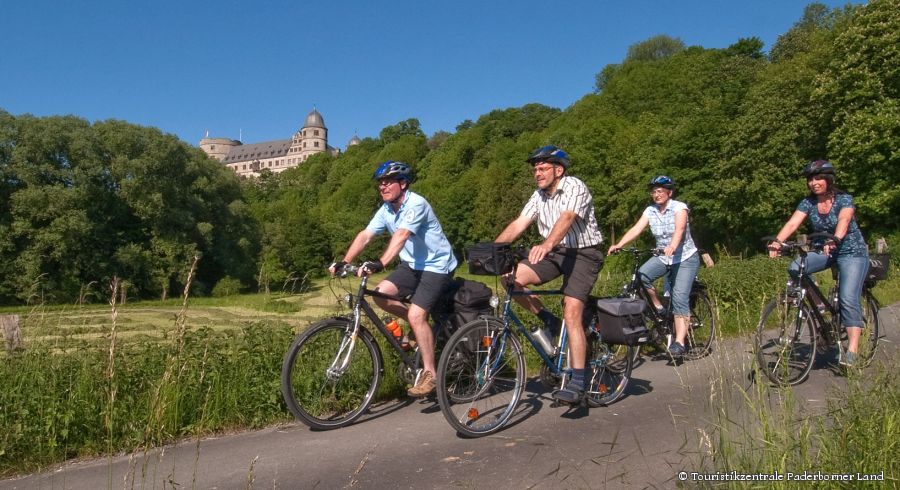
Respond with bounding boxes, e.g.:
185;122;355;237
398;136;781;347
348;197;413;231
372;161;414;183
801;160;835;177
648;175;675;190
526;145;570;169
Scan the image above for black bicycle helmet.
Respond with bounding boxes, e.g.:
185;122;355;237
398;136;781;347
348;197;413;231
801;160;835;177
526;145;570;169
372;160;414;183
648;175;675;190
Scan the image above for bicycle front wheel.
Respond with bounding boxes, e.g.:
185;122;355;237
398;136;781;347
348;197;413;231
281;318;383;430
683;290;716;360
755;293;816;386
436;317;525;438
585;334;633;407
841;290;880;367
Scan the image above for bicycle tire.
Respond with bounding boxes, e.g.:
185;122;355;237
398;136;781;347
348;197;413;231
281;318;383;430
584;334;633;407
755;293;816;386
436;316;525;438
841;290;880;367
683;290;716;360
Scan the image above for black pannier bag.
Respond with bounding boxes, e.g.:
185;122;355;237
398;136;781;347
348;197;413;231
594;297;650;346
451;278;494;330
866;253;889;285
467;242;513;276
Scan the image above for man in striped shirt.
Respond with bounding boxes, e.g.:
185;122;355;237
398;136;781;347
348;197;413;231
495;145;604;404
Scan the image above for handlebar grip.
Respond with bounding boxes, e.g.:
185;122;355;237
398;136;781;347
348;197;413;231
336;264;359;277
807;231;841;245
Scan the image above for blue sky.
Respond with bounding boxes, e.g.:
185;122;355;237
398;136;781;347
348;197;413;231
1;0;859;151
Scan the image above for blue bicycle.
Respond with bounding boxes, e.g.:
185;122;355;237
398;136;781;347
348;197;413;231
435;251;635;437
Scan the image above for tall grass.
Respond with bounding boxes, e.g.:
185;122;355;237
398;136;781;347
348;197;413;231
700;355;900;488
0;322;294;475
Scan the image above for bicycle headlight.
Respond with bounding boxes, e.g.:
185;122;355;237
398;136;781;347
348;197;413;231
343;293;353;306
490;295;500;308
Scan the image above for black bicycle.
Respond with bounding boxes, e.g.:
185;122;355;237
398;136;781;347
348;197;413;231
435;249;635;438
615;248;716;361
755;232;880;386
280;264;456;430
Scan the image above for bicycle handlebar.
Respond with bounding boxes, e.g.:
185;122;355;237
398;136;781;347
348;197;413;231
334;264;360;277
610;247;665;257
762;232;841;256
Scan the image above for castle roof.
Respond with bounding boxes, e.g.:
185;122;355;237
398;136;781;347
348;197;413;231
221;139;291;164
304;109;326;129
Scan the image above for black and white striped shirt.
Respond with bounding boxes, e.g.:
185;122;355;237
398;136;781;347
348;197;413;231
521;176;603;248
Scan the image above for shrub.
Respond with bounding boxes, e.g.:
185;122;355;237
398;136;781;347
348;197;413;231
211;277;243;297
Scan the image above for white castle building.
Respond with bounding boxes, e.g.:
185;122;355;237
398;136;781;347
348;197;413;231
200;108;359;177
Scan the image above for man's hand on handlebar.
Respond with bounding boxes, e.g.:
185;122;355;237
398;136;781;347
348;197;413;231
359;260;384;277
329;261;347;277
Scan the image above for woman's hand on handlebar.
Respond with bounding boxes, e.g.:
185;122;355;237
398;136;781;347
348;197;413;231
766;240;782;259
607;244;622;256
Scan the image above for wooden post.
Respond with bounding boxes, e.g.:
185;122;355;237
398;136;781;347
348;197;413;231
2;314;22;353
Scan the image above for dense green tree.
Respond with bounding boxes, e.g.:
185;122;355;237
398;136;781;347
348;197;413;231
625;34;685;62
378;118;425;144
814;0;899;233
0;114;256;303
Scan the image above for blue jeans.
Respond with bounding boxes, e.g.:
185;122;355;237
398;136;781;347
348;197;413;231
638;253;700;316
788;252;869;327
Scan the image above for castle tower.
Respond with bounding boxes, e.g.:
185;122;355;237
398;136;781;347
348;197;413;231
291;108;328;162
199;135;241;161
348;134;361;147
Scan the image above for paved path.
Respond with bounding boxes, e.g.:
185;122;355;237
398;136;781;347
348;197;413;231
3;304;897;489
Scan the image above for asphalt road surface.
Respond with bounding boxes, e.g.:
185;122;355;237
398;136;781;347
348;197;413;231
3;303;897;489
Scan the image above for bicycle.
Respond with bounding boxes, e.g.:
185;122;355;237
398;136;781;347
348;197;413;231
614;248;716;361
280;264;457;430
435;249;635;438
755;232;880;386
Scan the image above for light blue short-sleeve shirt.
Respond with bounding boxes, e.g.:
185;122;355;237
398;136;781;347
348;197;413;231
365;191;458;274
641;199;697;265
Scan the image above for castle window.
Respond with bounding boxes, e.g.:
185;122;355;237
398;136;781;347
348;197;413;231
303;130;307;136
314;130;320;136
314;141;320;147
303;142;307;148
210;145;216;150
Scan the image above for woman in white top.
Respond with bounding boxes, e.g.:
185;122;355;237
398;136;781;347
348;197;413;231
607;176;700;356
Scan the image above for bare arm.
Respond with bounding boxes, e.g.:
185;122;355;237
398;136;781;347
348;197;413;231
329;229;376;276
768;210;807;258
608;215;650;255
529;210;577;264
663;209;688;257
378;228;412;267
824;206;855;256
495;215;533;243
342;229;376;264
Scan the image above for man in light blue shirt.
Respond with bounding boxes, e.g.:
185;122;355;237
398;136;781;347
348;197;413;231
330;161;457;397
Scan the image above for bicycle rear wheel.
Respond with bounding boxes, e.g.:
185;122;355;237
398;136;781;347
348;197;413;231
755;293;816;386
436;317;525;437
584;334;633;407
683;290;715;360
841;290;880;367
281;318;382;430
